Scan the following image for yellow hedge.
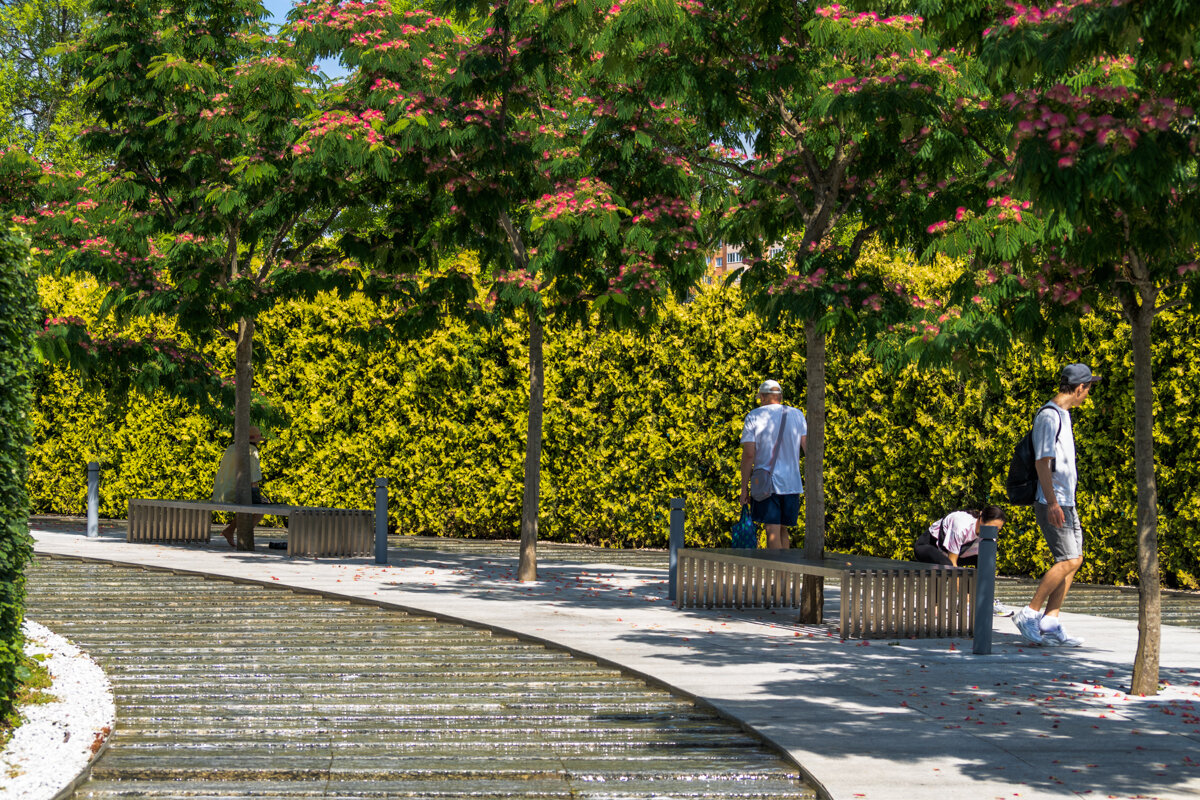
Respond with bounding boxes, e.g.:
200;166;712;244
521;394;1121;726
27;280;1200;589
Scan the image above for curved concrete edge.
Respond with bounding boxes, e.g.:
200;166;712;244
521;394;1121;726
0;619;117;800
32;551;834;799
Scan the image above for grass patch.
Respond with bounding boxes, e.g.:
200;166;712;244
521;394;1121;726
0;652;56;749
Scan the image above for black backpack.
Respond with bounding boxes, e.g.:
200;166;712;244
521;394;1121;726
1005;404;1061;505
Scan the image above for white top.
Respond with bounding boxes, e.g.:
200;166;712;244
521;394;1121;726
929;510;980;558
740;404;807;495
1033;402;1076;507
211;443;262;502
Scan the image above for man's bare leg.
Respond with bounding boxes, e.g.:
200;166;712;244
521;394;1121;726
1041;557;1082;618
1026;557;1082;614
219;514;263;548
765;524;789;549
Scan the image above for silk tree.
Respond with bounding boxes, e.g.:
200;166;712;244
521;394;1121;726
902;0;1200;694
290;0;708;579
7;0;371;549
619;0;1000;619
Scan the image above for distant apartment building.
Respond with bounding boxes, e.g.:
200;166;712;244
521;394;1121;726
704;241;785;285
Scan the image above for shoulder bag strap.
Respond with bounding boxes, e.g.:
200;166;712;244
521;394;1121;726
766;409;788;471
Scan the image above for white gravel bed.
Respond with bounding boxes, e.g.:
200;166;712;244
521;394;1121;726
0;620;115;800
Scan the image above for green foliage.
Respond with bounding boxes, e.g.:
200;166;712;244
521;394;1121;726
0;0;91;167
0;228;36;721
27;283;1200;589
290;0;709;328
0;652;54;749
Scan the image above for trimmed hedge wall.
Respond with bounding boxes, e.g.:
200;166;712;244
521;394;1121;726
28;280;1200;589
1;228;36;720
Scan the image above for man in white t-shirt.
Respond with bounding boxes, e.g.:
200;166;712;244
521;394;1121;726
1012;363;1100;647
739;379;807;549
211;426;266;547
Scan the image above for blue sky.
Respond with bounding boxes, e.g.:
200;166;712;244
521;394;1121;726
260;0;347;78
261;0;294;26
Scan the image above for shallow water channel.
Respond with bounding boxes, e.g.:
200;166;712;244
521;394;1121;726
26;557;816;799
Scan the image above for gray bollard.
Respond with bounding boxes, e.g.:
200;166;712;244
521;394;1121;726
86;461;99;539
374;477;388;565
972;524;1000;655
667;497;685;602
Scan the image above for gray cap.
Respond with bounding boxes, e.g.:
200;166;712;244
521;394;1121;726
758;379;782;395
1061;363;1101;385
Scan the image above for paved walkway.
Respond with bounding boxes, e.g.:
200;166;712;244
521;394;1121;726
31;523;1200;800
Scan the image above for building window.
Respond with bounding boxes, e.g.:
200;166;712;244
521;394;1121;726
727;251;742;264
715;257;723;268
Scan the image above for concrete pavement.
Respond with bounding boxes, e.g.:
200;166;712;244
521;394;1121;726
30;524;1200;800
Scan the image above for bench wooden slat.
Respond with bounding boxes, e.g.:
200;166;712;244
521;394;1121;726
128;500;211;544
678;548;974;639
128;498;371;558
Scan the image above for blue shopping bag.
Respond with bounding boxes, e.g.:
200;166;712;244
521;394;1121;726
731;504;757;549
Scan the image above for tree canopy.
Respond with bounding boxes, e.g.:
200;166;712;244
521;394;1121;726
905;0;1200;694
289;0;710;576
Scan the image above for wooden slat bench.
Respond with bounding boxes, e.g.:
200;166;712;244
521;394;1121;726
127;499;373;558
676;548;975;639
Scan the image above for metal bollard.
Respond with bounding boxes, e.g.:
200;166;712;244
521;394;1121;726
972;524;1000;655
86;461;99;539
667;497;685;602
374;477;388;565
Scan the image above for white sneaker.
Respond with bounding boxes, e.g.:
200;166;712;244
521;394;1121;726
993;600;1015;618
1041;623;1083;647
1013;607;1044;644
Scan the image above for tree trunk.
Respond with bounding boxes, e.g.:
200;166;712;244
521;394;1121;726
800;319;825;623
517;313;543;581
1128;301;1161;695
234;316;256;551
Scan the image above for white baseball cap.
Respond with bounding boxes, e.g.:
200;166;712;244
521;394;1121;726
757;379;782;395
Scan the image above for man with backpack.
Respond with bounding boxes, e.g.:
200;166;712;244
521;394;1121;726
1011;363;1101;646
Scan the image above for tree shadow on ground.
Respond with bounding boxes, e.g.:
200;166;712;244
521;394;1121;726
362;547;1200;800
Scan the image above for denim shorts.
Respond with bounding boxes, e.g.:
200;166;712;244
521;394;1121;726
1035;502;1084;562
750;493;800;526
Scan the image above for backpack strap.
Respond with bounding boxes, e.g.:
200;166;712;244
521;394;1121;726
1034;402;1063;449
934;516;949;551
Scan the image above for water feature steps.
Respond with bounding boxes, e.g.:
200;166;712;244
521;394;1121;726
26;556;816;800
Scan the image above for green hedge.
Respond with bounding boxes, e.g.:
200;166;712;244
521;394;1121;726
27;281;1200;589
0;228;36;720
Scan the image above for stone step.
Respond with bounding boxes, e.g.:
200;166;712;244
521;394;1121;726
113;730;749;746
112;716;725;736
76;776;806;799
92;750;785;775
25;557;815;800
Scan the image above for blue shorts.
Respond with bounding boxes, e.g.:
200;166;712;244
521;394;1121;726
750;493;800;526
